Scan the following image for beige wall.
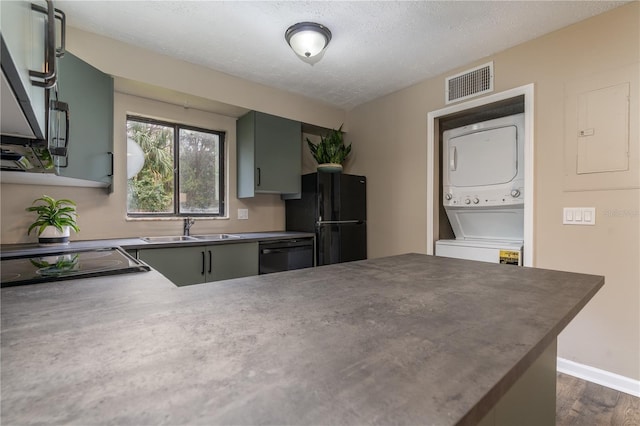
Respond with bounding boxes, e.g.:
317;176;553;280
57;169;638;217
346;3;639;380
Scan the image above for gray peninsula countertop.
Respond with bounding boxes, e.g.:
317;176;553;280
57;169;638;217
1;253;603;425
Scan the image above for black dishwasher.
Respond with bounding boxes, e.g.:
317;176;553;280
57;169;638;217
259;238;314;274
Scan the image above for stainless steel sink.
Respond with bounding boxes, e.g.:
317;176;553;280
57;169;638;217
141;235;198;243
191;234;241;241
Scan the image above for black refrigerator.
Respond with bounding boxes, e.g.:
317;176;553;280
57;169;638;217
286;172;367;266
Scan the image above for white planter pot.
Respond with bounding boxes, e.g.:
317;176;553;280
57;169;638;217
39;226;70;245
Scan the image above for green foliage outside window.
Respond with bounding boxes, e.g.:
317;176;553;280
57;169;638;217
126;118;224;216
127;121;174;213
179;128;221;214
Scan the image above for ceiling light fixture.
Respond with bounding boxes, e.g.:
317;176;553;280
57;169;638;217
285;22;332;65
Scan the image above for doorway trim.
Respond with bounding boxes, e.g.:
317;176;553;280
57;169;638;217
426;84;535;267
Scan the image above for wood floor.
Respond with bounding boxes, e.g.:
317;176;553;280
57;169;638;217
556;373;639;425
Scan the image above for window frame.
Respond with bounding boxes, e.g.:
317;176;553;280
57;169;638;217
126;115;226;218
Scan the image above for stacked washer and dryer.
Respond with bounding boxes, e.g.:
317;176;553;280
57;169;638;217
435;113;525;265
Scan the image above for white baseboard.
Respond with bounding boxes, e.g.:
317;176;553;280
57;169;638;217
557;357;640;397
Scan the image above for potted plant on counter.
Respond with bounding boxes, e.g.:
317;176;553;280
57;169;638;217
26;195;79;245
306;124;352;173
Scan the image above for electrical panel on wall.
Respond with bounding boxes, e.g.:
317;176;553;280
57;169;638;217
576;83;629;174
564;63;639;191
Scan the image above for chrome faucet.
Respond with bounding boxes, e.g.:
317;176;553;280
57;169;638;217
183;218;195;236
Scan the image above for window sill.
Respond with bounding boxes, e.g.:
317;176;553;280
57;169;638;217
125;216;229;222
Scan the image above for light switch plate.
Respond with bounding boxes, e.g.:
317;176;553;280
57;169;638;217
238;209;248;220
563;207;596;225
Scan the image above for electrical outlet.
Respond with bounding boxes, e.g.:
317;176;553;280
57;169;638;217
563;207;596;225
238;208;248;220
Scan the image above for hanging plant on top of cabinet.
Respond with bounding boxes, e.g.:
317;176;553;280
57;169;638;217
306;124;352;173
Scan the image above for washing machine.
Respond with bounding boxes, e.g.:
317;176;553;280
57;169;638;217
437;113;525;265
435;239;523;265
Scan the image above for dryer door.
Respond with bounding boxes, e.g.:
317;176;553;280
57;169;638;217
447;125;518;187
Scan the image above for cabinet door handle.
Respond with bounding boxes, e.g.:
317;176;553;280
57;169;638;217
257;167;261;187
208;250;212;274
30;1;57;88
108;152;114;177
50;100;69;168
201;251;205;275
48;100;69;156
54;8;66;57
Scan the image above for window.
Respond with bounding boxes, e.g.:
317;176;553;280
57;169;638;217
126;116;225;217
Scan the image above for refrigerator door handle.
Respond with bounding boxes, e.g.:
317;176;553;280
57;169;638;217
317;220;364;225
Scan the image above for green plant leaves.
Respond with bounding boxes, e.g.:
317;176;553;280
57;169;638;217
26;195;79;235
306;124;352;165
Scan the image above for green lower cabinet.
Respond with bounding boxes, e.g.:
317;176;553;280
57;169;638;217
138;242;259;286
139;246;204;286
208;243;259;282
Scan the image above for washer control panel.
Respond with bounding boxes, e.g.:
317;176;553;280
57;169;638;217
444;187;524;207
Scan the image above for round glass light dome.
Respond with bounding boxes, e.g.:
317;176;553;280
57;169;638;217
126;138;145;179
285;22;332;59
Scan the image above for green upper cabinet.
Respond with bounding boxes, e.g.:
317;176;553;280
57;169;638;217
237;111;301;198
56;52;114;189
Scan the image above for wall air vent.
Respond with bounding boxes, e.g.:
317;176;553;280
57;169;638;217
445;62;494;104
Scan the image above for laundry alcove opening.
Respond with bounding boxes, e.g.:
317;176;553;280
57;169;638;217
437;95;526;241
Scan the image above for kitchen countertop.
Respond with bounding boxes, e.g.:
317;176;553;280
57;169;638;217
0;231;315;257
0;253;603;425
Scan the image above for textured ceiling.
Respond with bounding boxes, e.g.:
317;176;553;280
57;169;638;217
57;1;627;110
